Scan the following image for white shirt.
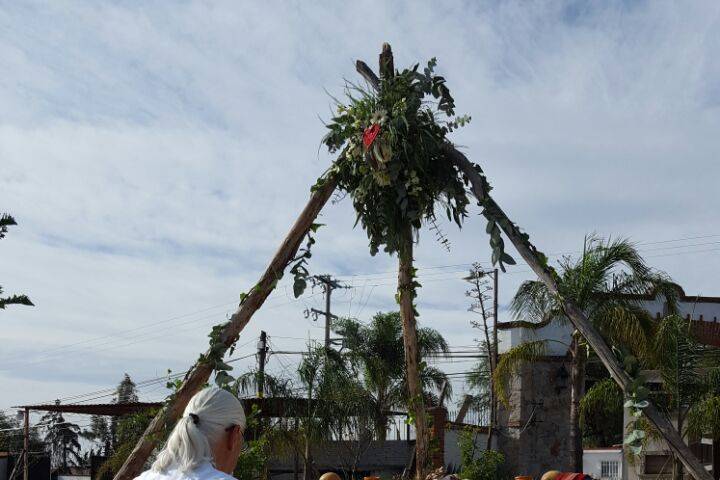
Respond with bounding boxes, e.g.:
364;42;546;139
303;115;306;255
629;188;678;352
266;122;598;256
136;462;235;480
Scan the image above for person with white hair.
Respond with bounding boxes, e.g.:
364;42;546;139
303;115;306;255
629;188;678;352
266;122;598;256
135;386;247;480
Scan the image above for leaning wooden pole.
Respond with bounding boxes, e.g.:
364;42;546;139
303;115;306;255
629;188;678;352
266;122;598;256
398;224;429;480
113;177;337;480
449;148;713;480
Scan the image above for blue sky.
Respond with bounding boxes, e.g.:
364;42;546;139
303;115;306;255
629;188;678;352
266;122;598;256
1;0;720;421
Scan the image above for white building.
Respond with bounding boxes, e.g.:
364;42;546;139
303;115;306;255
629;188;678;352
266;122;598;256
584;448;623;480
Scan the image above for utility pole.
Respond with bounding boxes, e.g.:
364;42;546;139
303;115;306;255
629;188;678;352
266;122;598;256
493;268;499;368
492;268;499;446
304;275;349;348
257;331;268;398
23;407;29;480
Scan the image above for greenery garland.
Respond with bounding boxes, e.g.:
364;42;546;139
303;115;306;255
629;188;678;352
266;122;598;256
321;58;472;256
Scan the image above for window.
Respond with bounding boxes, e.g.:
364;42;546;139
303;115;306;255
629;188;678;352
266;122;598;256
601;460;619;479
644;454;672;474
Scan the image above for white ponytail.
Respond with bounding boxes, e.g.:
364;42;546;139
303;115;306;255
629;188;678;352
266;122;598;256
151;387;246;473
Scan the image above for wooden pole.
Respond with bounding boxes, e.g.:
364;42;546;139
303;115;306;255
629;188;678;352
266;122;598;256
23;408;28;480
712;436;718;480
323;277;332;348
448;147;713;480
358;43;429;478
113;176;337;480
491;268;499;449
257;330;267;398
398;224;428;480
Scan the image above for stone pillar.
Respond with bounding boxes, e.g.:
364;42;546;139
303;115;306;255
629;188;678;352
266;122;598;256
497;357;574;478
428;406;448;469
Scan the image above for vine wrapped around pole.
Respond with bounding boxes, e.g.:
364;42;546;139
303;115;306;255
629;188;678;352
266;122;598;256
113;176;337;480
398;224;429;479
448;148;713;480
356;44;710;480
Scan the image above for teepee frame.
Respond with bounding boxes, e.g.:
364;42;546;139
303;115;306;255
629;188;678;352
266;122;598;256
113;45;712;480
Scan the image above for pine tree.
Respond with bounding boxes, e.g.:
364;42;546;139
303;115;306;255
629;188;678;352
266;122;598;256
83;416;112;456
40;404;83;469
110;374;139;450
116;374;138;404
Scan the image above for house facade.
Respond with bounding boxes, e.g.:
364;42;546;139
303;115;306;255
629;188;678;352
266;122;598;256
496;284;720;480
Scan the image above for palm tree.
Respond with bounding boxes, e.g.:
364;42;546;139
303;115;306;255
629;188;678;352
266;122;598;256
234;369;292;398
293;345;374;480
651;315;720;480
495;236;677;471
333;310;450;440
579;377;624;447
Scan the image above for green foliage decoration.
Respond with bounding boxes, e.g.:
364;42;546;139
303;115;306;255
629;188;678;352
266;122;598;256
289;223;323;297
322;58;472;257
617;350;651;456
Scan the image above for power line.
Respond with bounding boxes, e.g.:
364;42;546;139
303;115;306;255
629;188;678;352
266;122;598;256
7;232;719;368
0;291;325;371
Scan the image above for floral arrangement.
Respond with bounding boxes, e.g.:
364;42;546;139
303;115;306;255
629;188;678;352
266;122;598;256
321;59;472;256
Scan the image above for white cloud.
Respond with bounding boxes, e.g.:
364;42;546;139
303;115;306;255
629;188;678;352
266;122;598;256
1;0;719;409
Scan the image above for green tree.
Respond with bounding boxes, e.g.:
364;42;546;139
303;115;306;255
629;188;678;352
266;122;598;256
458;428;508;480
95;409;156;480
333;311;450;440
464;264;498;448
40;405;83;469
649;315;720;480
83;415;112;456
110;374;139;450
496;236;677;470
0;411;42;453
292;345;375;480
116;374;139;403
0;214;33;310
579;377;624;447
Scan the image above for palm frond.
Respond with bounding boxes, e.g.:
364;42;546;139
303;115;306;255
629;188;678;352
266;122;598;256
418;326;450;356
588;236;649;280
509;280;558;323
0;294;34;309
579;378;623;431
0;213;17;239
686;394;720;439
593;302;654;361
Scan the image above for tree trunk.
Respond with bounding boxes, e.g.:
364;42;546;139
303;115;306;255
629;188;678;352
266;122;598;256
674;410;685;480
712;436;719;480
449;147;713;480
113;177;337;480
570;336;586;472
303;436;313;480
398;224;428;480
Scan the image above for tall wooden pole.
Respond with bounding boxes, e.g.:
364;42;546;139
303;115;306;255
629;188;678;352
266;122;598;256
449;148;713;480
23;408;29;480
398;224;428;480
113;177;337;480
